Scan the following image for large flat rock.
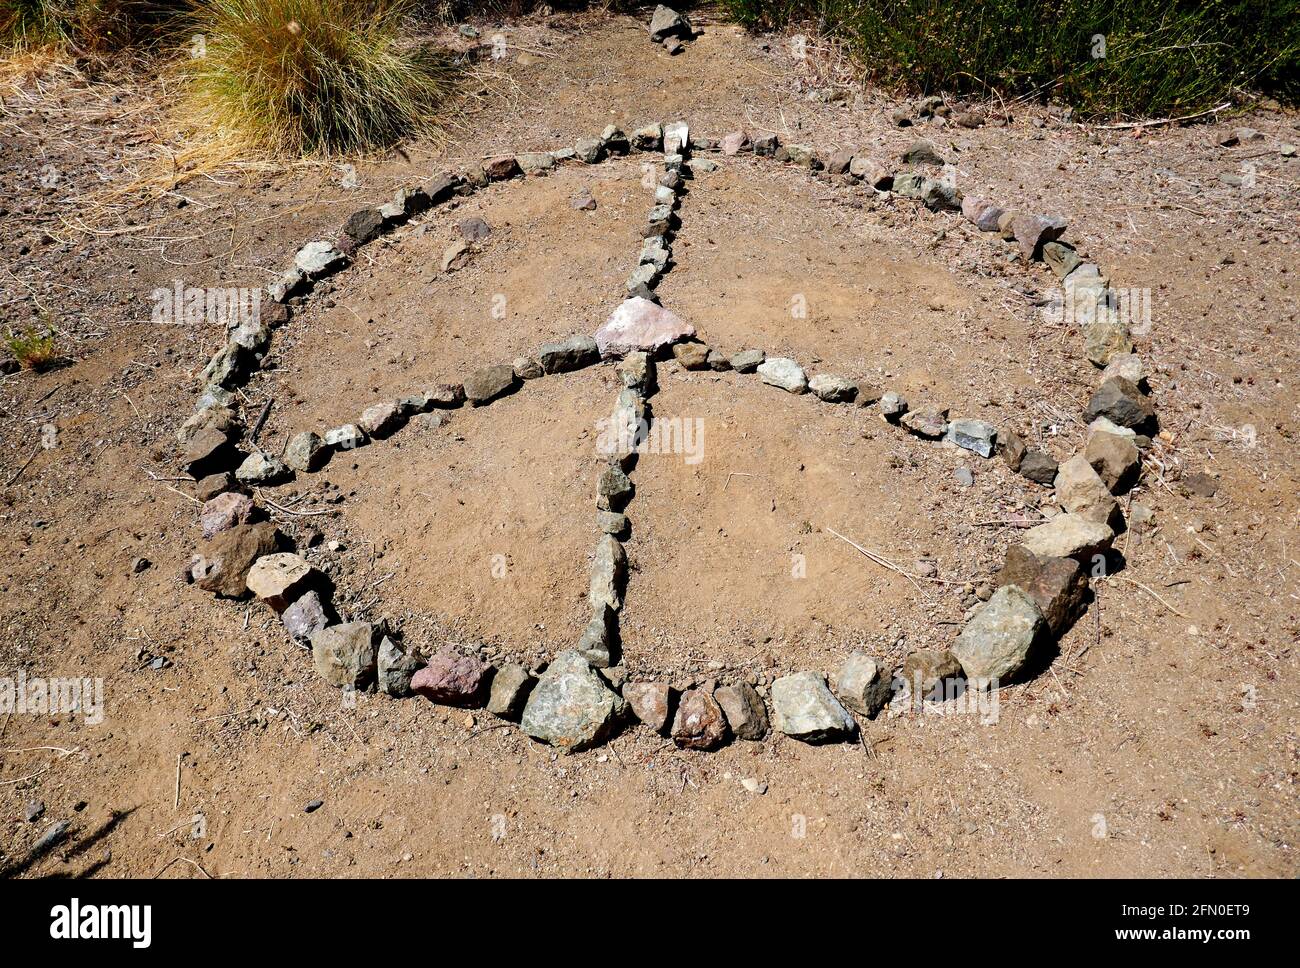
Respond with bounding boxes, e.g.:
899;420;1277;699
594;297;694;358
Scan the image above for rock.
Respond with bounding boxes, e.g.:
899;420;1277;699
825;149;854;174
284;430;327;472
649;5;691;41
893;171;926;198
589;534;627;612
664;121;690;155
304;799;323;813
836;652;894;719
624;681;671;733
486;663;534;720
323;424;368;451
597;463;633;509
200;491;254;539
671;687;729;750
310;622;376;690
1101;352;1145;387
945;418;996;457
809;373;857;403
517;152;555;174
730;348;765;372
901;649;962;698
426;383;465;408
1043;241;1081;279
411;647;489;706
714;682;769;740
23;799;45;823
132;557;152;575
1089;416;1136;439
1055;454;1120;527
779;143;817;167
955;107;985;128
997;428;1027;471
459;216;491;242
282;590;329;642
771;672;856;743
663;36;683;54
442;241;473;272
849;156;892;188
1085;430;1140;492
520;650;622;752
961;196;1005;232
577;603;615;668
192;522;281;597
597;510;629;537
1085;377;1156;431
194;472;237;502
182;427;237;477
616;351;654;393
880;390;908;419
630;122;664;151
640;236;671;272
672;341;710;370
595;297;694;358
721;131;750;155
1083;312;1133;366
482;155;520;180
901;407;948;439
741;777;767;795
757;357;807;393
463;364;519;406
954;467;974;487
921;179;962;212
570;190;597;211
1021;514;1114;560
1129;503;1156;530
235;451;291;485
178;406;242;447
953;585;1046;686
246;552;314;612
1019;449;1058;485
901;139;945;165
707;349;730;371
752;132;779;156
1011;214;1067;261
626;262;659;297
294;240;348;277
513;355;543;380
994;545;1088;636
539;334;600;374
367;638;416;698
574;137;604;164
343;208;384;244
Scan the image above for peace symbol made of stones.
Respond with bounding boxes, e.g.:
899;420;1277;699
176;117;1158;754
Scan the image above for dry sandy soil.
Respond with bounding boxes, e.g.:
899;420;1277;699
0;9;1297;878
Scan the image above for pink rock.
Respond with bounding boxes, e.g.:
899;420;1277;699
594;297;695;359
961;195;1004;232
411;648;489;706
721;131;749;155
1012;213;1067;261
200;491;254;539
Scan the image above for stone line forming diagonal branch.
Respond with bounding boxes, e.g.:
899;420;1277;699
176;118;1162;755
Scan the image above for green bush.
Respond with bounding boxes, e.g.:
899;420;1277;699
183;0;458;155
722;0;1300;118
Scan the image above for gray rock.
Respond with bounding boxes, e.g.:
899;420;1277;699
730;348;765;373
771;672;856;743
588;535;627;612
597;510;629;536
952;585;1046;686
600;125;629;153
954;466;975;487
294;240;348;277
707;349;731;371
1100;352;1145;387
902;649;962;698
282;590;329;642
1055;454;1120;527
1019;449;1058;485
945;418;996;457
517;152;556;174
752;132;779;156
236;451;292;485
426;383;465;408
880;390;908;419
649;6;691;42
901;139;945;165
487;663;534;720
520;650;621;752
664;121;690;155
714;682;769;740
1021;514;1114;560
626;263;659;296
578;603;615;668
757;357;807;393
1085;429;1140;492
630;122;664;151
323;424;368;451
597;463;633;510
513;355;543;380
464;364;519;406
836;652;894;719
1083;311;1134;367
200;343;248;390
1043;241;1081;279
640;236;671;272
284;431;327;472
539;334;600;374
310;622;376;689
616;351;654;393
377;637;422;697
574;137;604;164
1085;377;1156;431
808;373;857;403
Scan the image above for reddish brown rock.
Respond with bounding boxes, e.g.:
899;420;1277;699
671;686;729;750
191;522;281;598
994;545;1089;635
411;648;489;706
623;681;671;733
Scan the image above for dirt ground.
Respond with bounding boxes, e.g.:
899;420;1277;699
1;9;1296;878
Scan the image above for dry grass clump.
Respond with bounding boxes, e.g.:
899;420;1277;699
5;325;60;370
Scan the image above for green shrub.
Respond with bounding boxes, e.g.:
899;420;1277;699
183;0;458;155
721;0;1300;118
5;324;60;370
